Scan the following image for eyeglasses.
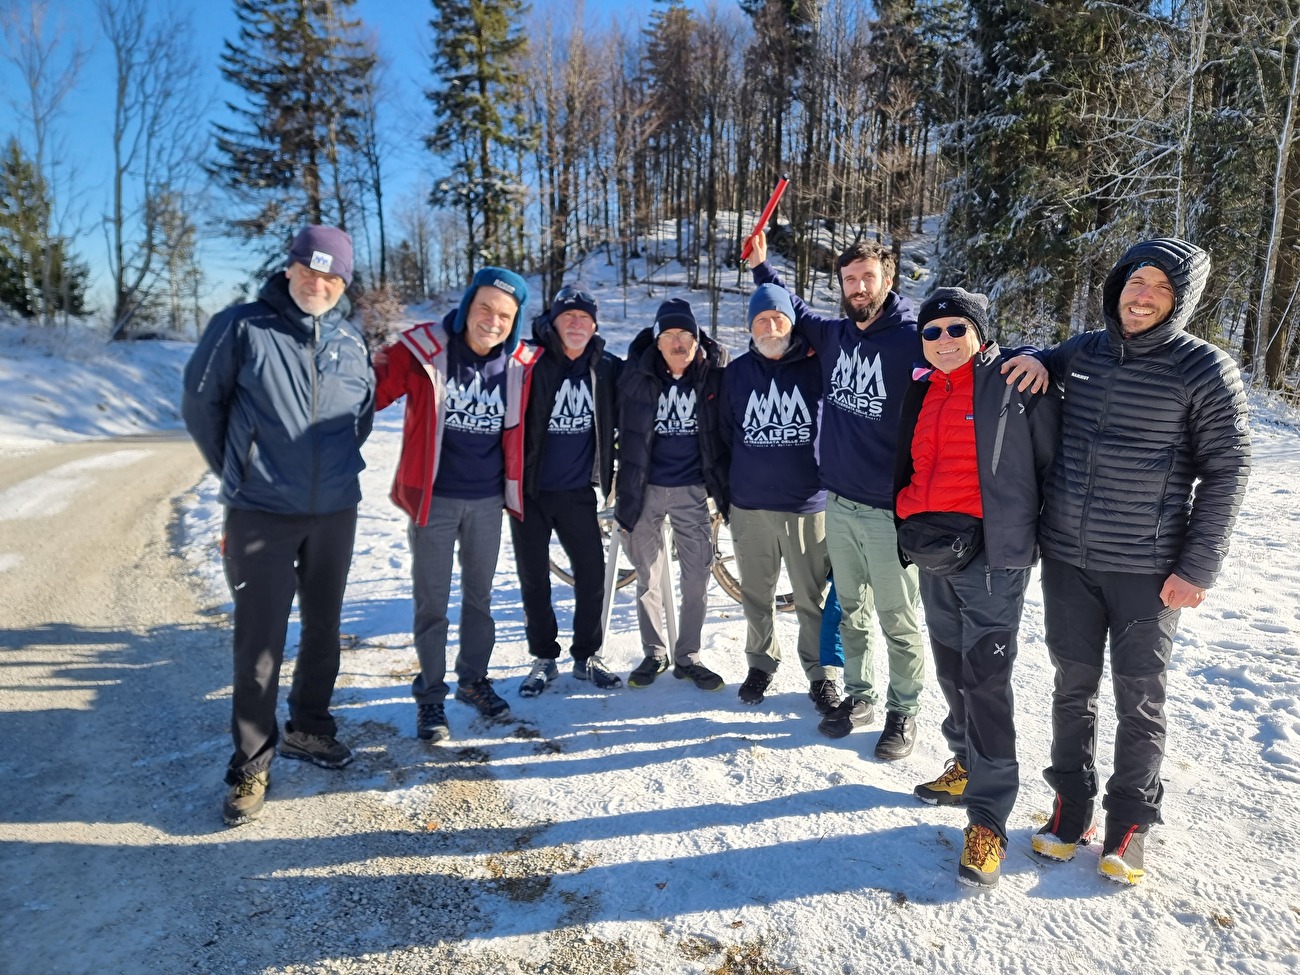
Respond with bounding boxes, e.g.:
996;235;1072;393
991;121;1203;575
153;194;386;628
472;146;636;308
553;285;596;305
921;323;971;341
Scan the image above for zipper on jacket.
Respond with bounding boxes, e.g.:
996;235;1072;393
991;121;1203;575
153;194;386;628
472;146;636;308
590;357;603;494
310;317;320;514
1077;348;1121;568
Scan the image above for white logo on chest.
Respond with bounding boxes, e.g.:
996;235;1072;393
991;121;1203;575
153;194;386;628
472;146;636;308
743;379;814;446
829;347;887;419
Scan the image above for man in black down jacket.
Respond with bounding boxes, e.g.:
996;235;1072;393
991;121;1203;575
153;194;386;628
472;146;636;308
512;285;623;697
616;298;730;691
183;226;375;827
1004;238;1251;885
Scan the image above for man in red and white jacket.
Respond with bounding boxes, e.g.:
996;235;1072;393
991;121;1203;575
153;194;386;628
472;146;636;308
374;267;540;743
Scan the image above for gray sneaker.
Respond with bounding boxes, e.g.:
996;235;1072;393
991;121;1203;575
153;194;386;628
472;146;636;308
519;658;559;698
222;770;269;827
278;728;353;768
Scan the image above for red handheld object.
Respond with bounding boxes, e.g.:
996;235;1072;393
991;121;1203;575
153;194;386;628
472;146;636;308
740;174;790;262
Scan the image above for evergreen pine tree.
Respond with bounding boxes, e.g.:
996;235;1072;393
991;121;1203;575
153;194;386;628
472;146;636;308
211;0;376;260
0;137;87;318
426;0;533;272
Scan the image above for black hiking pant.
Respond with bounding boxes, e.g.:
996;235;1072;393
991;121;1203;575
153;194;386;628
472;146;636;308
1040;557;1180;826
509;487;605;661
921;559;1029;841
222;505;357;783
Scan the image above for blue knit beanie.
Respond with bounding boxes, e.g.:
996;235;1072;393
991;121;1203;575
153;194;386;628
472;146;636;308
748;283;796;327
455;267;530;351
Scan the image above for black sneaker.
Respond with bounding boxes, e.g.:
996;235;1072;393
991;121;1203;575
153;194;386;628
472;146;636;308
738;667;772;705
873;711;916;760
627;654;670;689
818;696;874;739
673;661;725;691
519;658;559;698
573;654;623;689
278;728;353;768
455;677;510;718
808;678;842;715
416;702;451;743
1099;821;1149;885
222;770;269;827
1031;793;1098;861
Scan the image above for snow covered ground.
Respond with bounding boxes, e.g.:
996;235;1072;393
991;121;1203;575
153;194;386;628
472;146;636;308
2;241;1299;974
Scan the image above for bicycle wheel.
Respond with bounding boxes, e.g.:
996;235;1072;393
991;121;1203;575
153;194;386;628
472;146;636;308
710;507;795;611
550;507;637;590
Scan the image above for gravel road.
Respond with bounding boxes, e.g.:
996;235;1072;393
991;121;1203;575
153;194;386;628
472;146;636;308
0;436;639;975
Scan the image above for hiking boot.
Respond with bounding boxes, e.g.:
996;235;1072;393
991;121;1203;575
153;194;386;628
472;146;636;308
1099;821;1149;886
279;728;353;769
674;661;725;691
627;654;670;689
915;758;968;806
573;654;623;689
222;770;269;827
958;824;1005;889
455;677;510;718
1031;794;1098;861
519;658;559;698
817;696;874;739
416;702;451;743
874;711;916;760
738;667;773;705
808;678;842;715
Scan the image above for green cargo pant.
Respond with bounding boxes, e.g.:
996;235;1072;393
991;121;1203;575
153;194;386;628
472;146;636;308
824;492;923;716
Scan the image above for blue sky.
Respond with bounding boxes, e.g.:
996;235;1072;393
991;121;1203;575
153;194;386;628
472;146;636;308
0;0;689;317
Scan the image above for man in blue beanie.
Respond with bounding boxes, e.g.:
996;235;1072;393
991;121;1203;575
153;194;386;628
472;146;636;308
183;225;374;826
374;266;541;742
720;284;838;711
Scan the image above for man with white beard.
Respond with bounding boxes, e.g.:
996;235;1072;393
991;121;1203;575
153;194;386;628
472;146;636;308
720;284;838;711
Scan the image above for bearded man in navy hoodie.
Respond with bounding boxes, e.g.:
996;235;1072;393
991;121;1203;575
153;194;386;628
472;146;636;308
747;230;921;759
721;284;838;712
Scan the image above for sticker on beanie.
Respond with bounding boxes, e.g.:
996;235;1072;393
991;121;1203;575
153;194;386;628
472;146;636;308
491;278;516;296
309;251;334;274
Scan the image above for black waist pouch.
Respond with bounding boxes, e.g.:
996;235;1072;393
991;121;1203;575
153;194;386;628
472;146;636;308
897;511;984;574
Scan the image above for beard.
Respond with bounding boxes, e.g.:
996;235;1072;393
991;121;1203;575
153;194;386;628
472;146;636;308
841;289;887;323
753;334;792;359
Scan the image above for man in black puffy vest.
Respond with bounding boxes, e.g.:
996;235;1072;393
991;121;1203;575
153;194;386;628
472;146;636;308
1004;238;1251;885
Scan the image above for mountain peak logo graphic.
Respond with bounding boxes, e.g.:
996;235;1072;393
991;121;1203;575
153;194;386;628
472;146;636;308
655;386;697;436
829;347;887;419
549;377;594;434
742;380;814;446
445;374;505;433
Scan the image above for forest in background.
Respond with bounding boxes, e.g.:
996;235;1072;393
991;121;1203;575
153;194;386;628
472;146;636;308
3;0;1300;388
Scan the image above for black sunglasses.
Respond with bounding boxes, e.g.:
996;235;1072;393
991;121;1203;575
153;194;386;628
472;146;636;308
553;285;596;305
921;323;971;341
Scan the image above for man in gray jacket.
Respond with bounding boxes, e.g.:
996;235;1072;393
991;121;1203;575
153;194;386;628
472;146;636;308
183;226;375;828
1004;238;1251;885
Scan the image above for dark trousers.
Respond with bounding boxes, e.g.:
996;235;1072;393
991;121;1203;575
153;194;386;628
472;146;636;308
509;487;605;661
222;506;357;783
1041;557;1179;826
921;559;1029;841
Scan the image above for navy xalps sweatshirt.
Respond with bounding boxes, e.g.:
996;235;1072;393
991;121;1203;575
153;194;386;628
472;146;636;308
721;332;825;513
752;261;918;508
